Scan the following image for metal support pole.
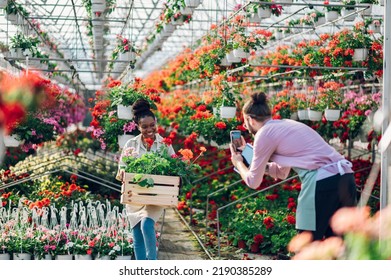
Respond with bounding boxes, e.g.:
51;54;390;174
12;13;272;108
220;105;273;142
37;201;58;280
380;0;391;209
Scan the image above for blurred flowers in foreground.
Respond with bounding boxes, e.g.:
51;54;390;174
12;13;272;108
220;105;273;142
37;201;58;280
288;206;391;259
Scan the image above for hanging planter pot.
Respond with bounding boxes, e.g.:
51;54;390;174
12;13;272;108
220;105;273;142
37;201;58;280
368;23;381;34
4;134;21;147
275;30;284;40
297;109;309;120
185;0;202;8
91;0;106;13
324;109;341;121
220;106;237;119
92;18;104;27
118;135;135;149
325;11;339;22
257;8;271;19
352;48;368;62
226;51;241;64
117;104;134;120
233;48;250;59
341;9;356;22
360;4;372;16
119;51;136;63
10;48;23;59
220;56;232;67
308;109;322;121
0;0;7;9
179;6;194;15
5;13;17;24
249;12;261;23
315;16;326;26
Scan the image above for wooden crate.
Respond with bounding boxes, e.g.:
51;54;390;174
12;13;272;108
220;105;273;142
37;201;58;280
121;173;180;207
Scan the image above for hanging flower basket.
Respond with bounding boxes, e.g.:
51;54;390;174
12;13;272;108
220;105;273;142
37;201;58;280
233;48;250;59
220;106;237;119
184;0;202;8
341;8;356;21
308;109;322;121
179;6;194;15
315;16;326;26
368;23;381;34
249;12;261;23
360;4;372;16
258;8;272;19
10;48;23;59
226;51;241;64
324;109;341;121
121;173;180;207
297;109;309;120
117;104;134;120
352;48;368;62
325;11;339;22
0;0;7;9
220;56;232;67
91;0;106;13
119;51;136;63
118;134;135;148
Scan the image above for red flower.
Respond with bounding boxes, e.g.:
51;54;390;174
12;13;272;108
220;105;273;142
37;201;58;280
253;234;264;244
263;216;274;229
144;138;154;148
215;121;227;130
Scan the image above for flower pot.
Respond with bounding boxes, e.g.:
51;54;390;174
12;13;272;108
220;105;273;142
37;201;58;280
219;56;232;67
368;23;381;34
297;109;309;120
220;106;236;119
179;6;194;15
92;19;104;27
4;134;21;147
0;253;10;260
226;52;241;64
34;254;53;260
13;253;32;260
91;0;106;13
315;16;326;26
0;0;7;9
118;135;135;148
359;4;372;16
257;8;271;19
74;254;93;260
275;30;284;40
10;48;23;59
233;48;250;59
324;109;341;121
119;51;136;63
5;13;17;24
325;11;339;22
117;105;134;120
352;48;368;62
341;8;356;22
185;0;201;8
249;12;261;23
95;254;110;260
172;17;184;26
290;112;298;120
115;255;132;260
55;254;73;260
308;110;322;121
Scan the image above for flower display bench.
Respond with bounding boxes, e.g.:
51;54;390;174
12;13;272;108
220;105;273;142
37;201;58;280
121;173;180;207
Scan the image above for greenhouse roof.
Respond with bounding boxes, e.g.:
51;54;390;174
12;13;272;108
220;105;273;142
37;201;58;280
0;0;384;94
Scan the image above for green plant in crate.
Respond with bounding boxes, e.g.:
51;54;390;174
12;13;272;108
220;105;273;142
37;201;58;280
122;145;204;187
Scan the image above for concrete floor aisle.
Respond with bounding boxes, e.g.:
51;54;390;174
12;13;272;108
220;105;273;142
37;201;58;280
157;208;210;260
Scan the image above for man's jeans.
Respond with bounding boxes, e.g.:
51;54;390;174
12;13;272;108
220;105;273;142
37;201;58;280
132;217;157;260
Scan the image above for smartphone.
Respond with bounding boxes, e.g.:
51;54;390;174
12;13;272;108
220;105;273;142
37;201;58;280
230;130;242;151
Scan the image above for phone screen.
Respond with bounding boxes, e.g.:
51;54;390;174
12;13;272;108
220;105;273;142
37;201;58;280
231;130;241;151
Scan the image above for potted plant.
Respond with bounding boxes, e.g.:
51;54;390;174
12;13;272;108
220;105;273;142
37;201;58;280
323;0;342;22
341;0;357;21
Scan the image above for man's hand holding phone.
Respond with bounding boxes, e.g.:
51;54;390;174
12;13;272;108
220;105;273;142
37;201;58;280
230;130;245;151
